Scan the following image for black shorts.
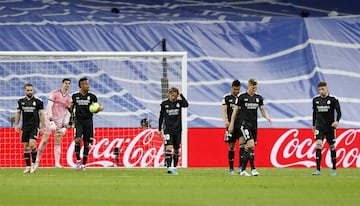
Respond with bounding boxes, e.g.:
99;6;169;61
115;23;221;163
163;132;181;149
240;125;257;143
74;119;94;143
21;127;39;142
315;128;336;145
227;120;242;143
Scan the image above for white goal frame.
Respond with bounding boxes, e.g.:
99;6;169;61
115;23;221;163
0;51;188;168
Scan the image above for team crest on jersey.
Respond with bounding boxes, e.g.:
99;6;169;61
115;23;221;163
256;98;259;103
87;96;90;100
33;101;36;106
165;105;169;108
327;100;331;104
176;103;180;108
244;98;248;101
316;101;319;104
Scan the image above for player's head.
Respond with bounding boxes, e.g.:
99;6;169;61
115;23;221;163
231;80;241;96
247;78;258;94
140;118;151;128
23;83;34;98
317;81;328;97
62;78;71;91
168;87;179;102
78;77;89;92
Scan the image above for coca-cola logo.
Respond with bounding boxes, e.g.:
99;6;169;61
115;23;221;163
66;129;166;168
271;129;360;168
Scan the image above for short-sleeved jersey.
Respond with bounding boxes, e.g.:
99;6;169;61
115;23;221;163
222;93;240;121
235;92;264;130
312;94;341;131
47;89;72;121
72;92;98;120
158;94;189;134
17;96;44;129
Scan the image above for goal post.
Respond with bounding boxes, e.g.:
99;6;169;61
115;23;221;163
0;51;188;168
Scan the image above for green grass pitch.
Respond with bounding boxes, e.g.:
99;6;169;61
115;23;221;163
0;168;359;206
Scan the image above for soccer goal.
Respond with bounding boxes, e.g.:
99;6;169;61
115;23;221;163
0;51;188;168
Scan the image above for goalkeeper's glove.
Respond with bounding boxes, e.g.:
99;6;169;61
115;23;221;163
59;127;67;135
49;121;57;131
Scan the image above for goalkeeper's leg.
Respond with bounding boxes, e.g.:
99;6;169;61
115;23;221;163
36;133;50;165
54;132;63;168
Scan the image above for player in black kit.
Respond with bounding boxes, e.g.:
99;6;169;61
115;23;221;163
15;83;45;173
158;87;189;175
221;80;244;174
71;77;103;171
312;81;341;176
229;78;271;176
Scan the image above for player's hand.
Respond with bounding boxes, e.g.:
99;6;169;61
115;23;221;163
224;122;230;128
158;131;162;137
312;126;315;132
228;124;234;134
15;125;20;134
39;127;44;136
331;121;339;128
98;103;104;112
266;117;272;124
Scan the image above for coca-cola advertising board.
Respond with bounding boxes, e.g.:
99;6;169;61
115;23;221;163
1;128;359;168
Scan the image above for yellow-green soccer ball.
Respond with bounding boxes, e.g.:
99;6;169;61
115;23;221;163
89;102;100;113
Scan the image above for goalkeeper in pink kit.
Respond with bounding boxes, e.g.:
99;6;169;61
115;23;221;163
32;79;72;172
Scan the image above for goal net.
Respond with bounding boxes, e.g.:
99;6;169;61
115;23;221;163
0;51;188;168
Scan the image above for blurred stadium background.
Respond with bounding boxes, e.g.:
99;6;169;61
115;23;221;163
0;0;359;129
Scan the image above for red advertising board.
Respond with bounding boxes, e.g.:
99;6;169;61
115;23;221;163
1;128;359;168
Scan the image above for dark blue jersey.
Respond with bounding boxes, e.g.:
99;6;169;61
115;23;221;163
222;93;239;121
235;92;264;129
72;92;98;120
312;94;341;130
17;96;44;129
158;94;189;134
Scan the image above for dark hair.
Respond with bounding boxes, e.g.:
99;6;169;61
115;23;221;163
78;77;88;88
168;87;179;94
24;83;33;89
318;81;327;88
248;78;258;86
232;80;241;87
62;78;71;83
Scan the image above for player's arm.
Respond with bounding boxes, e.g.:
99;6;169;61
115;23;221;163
14;108;21;133
38;109;46;135
228;105;238;134
46;99;54;120
260;105;272;124
221;104;229;128
312;98;317;132
158;103;164;136
332;98;342;128
179;93;189;108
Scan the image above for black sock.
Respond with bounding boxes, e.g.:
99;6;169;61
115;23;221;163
241;149;249;171
316;148;322;171
83;142;89;165
228;150;234;170
165;150;172;168
173;152;179;167
31;148;37;164
249;148;255;170
24;150;31;166
75;142;81;161
331;148;336;170
239;145;245;170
